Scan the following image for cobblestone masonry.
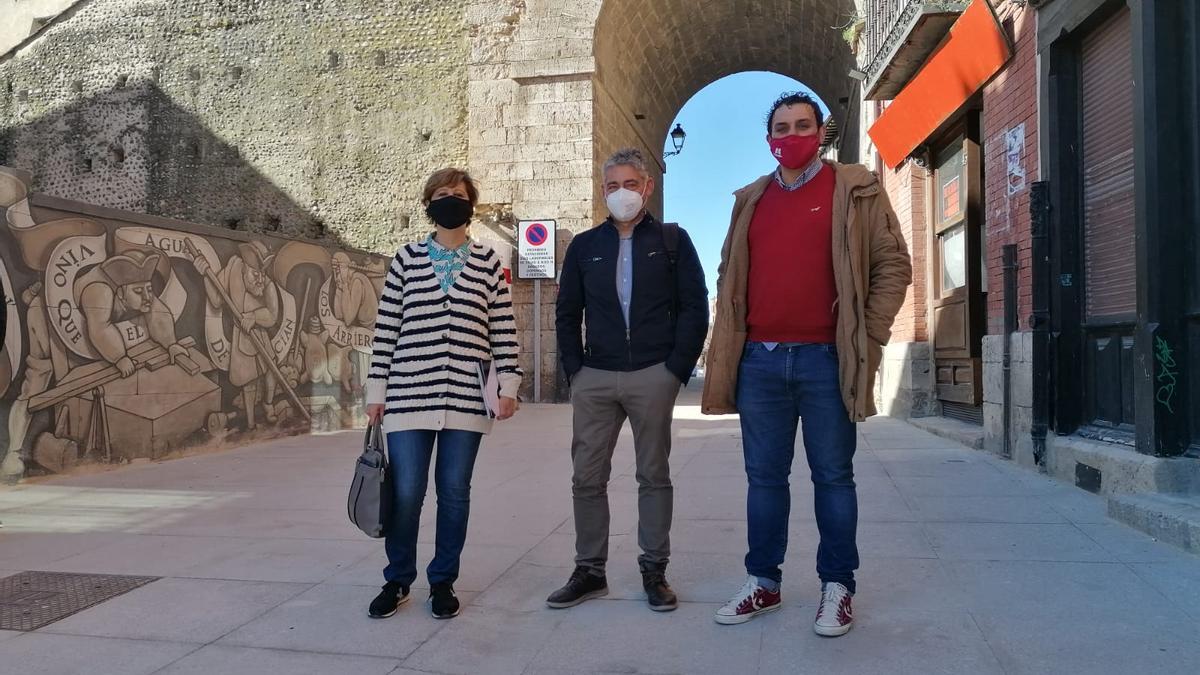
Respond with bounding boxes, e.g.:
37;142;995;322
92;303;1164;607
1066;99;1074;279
1;0;470;250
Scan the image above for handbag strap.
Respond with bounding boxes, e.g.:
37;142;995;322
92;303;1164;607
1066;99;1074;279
365;421;388;467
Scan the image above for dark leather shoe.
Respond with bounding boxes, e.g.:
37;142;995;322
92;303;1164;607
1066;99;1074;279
642;570;678;612
546;566;608;608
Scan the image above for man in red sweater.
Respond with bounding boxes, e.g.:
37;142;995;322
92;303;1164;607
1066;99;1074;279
706;92;912;636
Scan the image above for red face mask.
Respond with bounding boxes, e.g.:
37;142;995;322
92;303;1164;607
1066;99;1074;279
768;133;821;170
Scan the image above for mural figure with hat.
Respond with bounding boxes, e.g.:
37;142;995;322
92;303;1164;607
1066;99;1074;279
76;249;190;377
331;251;379;328
192;240;282;430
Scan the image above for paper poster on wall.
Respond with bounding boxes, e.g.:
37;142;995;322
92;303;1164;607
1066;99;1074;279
1006;124;1026;196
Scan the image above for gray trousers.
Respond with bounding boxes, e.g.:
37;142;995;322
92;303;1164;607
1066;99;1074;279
569;363;682;575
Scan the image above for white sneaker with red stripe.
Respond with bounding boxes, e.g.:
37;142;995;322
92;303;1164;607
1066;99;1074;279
813;582;854;637
714;576;782;625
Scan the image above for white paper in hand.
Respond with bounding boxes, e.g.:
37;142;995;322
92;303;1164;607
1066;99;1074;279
477;360;501;418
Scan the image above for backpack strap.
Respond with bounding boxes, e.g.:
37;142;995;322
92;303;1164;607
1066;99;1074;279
661;222;680;320
661;221;680;266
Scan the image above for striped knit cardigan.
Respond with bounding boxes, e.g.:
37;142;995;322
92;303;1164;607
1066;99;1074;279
366;239;522;435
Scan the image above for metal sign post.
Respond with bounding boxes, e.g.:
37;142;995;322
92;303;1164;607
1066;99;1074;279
533;279;541;403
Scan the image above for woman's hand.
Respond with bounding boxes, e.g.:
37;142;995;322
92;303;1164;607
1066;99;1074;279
366;404;385;424
496;396;519;421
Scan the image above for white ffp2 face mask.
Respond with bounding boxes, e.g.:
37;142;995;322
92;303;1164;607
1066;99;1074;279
606;187;645;222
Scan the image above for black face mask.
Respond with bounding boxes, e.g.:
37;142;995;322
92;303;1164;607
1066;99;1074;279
425;196;473;230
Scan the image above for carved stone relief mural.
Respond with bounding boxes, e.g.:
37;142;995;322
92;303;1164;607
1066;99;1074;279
0;166;385;483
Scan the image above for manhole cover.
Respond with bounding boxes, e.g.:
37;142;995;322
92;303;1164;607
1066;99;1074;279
0;571;158;631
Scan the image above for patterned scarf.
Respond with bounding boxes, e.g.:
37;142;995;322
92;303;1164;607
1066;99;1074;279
427;235;472;293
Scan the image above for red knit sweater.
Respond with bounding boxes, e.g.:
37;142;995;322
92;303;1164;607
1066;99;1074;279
746;164;838;344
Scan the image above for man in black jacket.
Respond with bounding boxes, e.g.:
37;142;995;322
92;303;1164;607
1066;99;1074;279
547;147;709;612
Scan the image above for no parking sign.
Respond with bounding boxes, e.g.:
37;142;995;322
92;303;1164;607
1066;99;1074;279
518;219;556;280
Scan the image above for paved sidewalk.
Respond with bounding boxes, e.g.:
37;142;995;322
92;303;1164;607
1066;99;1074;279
0;386;1198;674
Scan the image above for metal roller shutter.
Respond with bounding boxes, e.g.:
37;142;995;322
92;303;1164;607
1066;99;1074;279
1081;8;1136;319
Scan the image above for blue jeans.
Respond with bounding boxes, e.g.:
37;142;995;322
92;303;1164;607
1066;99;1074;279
736;342;858;593
383;429;482;587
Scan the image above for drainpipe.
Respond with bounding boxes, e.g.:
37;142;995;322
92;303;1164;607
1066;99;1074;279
1002;244;1019;459
1030;181;1051;466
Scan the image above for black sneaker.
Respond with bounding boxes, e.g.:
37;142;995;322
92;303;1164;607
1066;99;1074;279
546;566;608;609
642;569;678;612
368;581;410;618
430;582;461;619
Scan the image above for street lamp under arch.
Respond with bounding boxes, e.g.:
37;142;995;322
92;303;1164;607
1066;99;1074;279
663;123;687;159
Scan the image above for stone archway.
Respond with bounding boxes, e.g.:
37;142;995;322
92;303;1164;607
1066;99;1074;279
468;0;859;232
591;0;860;220
466;0;860;398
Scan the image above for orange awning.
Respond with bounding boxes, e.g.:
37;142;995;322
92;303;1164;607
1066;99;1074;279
868;0;1011;168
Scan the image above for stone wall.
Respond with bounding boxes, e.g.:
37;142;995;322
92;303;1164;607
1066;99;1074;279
982;332;1033;463
876;341;936;419
0;0;471;251
1;166;388;482
466;0;597;238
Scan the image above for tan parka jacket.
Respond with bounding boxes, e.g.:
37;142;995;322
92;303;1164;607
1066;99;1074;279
701;162;913;422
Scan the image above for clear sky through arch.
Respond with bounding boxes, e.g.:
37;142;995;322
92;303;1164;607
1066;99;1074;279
661;71;830;298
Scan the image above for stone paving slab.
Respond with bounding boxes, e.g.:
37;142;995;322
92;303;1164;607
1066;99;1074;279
215;582;472;660
39;578;309;643
1129;560;1200;621
1075;521;1199;564
759;607;1006;675
922;522;1113;562
403;606;563;675
0;632;198;675
0;390;1197;674
971;611;1200;675
906;494;1071;524
941;559;1191;621
155;645;400;675
533;600;766;674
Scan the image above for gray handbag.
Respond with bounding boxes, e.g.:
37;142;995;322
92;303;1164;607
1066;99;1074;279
348;422;392;538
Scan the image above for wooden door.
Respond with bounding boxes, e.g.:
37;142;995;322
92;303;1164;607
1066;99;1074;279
930;117;986;414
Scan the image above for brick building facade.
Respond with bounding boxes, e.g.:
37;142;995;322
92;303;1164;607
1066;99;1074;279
857;0;1200;548
859;0;1039;430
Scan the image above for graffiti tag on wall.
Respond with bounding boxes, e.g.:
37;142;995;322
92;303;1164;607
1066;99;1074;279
1154;335;1179;414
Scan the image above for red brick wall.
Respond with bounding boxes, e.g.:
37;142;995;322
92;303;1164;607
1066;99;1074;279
882;158;928;343
981;4;1039;334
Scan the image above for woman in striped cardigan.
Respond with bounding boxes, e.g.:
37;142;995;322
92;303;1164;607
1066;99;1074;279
365;168;522;620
